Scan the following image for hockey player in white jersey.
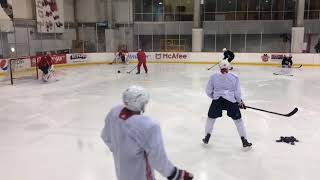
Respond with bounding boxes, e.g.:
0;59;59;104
202;60;252;150
101;85;193;180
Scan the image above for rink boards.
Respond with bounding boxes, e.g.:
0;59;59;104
1;52;320;76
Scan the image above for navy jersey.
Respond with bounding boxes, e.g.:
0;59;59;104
282;57;293;66
223;50;235;60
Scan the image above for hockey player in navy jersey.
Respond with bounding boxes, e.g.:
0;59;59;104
223;48;235;70
281;55;293;68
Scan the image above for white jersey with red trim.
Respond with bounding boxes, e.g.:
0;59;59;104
101;105;175;180
206;72;242;103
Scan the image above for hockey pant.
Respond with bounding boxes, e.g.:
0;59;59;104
137;61;148;73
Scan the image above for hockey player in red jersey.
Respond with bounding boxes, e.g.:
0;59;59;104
136;49;148;74
38;53;53;82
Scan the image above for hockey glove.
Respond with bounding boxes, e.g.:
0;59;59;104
239;101;246;109
167;167;193;180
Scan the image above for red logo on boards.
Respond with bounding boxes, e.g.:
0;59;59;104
261;54;270;62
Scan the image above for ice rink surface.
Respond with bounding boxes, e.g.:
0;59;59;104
0;64;320;180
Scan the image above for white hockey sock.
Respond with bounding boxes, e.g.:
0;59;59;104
233;118;247;138
205;118;216;135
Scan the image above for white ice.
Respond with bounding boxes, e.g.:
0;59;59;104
0;64;320;180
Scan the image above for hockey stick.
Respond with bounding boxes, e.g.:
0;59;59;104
127;66;137;74
207;63;219;70
109;59;116;65
273;73;294;76
246;106;298;117
110;56;118;65
293;64;302;69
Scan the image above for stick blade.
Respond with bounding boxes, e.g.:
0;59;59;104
285;108;298;117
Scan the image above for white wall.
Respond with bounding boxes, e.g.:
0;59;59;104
64;0;74;22
76;0;99;22
114;0;133;24
12;0;34;19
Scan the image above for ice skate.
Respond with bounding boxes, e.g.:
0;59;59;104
241;137;252;151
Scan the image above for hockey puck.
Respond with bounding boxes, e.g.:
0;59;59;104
117;70;121;73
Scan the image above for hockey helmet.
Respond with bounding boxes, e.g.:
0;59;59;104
219;60;230;70
123;85;149;112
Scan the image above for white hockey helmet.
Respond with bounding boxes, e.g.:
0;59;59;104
123;85;150;112
219;60;230;70
222;48;227;52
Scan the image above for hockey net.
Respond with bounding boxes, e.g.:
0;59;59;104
5;57;38;85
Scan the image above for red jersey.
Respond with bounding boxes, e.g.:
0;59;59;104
137;51;146;62
38;55;53;68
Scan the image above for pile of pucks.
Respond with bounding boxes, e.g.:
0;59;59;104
276;136;299;145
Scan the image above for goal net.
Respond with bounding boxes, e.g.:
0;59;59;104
6;57;39;85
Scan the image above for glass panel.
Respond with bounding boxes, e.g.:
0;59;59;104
0;21;15;58
180;35;192;51
175;0;194;21
216;34;230;52
310;0;320;10
285;0;295;11
143;14;153;21
272;0;284;20
164;35;181;51
236;0;248;20
139;35;153;51
308;33;320;53
248;0;260;11
260;0;271;20
135;0;143;13
183;0;194;21
260;0;271;11
309;11;320;19
262;34;291;53
153;35;166;51
217;0;236;12
205;0;216;13
231;34;246;52
135;14;143;21
284;11;294;20
96;25;106;52
260;12;271;20
154;2;164;21
215;12;235;21
143;0;153;13
236;12;247;20
305;0;310;19
203;34;216;52
204;12;215;21
246;34;261;53
248;12;259;20
83;26;96;53
152;24;165;51
304;11;308;19
237;0;248;11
